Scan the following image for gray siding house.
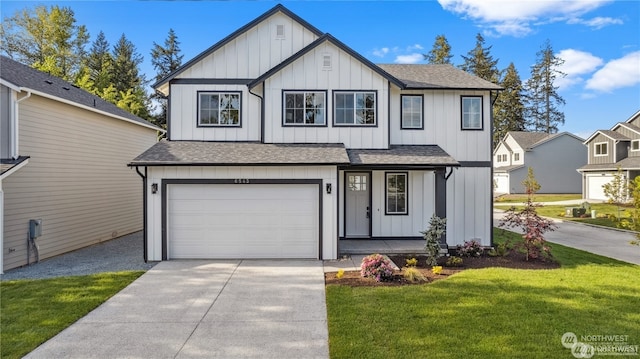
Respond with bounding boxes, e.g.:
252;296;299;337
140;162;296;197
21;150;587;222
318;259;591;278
493;131;587;194
579;110;640;200
0;56;161;272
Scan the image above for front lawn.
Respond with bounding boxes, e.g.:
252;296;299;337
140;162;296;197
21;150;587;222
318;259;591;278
494;194;582;203
326;229;640;359
500;202;633;230
0;271;144;359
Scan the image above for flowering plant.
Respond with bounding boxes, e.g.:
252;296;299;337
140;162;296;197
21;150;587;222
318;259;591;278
431;266;443;275
457;239;483;257
360;254;394;282
336;269;345;279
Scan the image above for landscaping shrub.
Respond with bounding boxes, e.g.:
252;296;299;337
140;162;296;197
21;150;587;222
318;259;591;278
402;267;427;282
360;254;394;282
421;215;446;266
445;256;463;267
405;257;418;267
457;239;483;257
488;241;510;257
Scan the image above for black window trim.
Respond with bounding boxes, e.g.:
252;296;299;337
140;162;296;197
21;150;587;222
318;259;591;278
332;90;378;127
281;89;329;127
400;94;424;130
197;90;242;128
385;172;408;215
460;95;484;131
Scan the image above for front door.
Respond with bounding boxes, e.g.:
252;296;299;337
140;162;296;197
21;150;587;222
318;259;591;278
345;173;371;237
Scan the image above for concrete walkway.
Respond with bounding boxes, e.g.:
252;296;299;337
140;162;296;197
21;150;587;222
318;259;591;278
494;209;640;265
25;260;329;359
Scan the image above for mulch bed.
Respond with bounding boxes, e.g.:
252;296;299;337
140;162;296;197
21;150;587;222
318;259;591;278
325;251;560;287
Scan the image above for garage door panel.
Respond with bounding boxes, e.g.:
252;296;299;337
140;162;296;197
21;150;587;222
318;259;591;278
586;175;614;201
168;183;318;259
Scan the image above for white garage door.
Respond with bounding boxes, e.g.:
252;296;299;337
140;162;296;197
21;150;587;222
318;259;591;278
494;174;510;194
168;183;318;259
586;174;614;201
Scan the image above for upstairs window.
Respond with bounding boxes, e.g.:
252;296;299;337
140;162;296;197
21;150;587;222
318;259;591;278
594;142;608;156
386;173;408;215
514;153;520;161
401;95;423;129
334;91;376;126
198;92;241;127
461;96;483;130
283;91;326;125
632;140;640;151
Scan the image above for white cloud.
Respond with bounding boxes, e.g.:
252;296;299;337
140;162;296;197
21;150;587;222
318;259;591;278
438;0;612;36
556;49;603;89
568;16;623;29
394;53;424;64
372;47;389;57
408;44;424;51
585;51;640;92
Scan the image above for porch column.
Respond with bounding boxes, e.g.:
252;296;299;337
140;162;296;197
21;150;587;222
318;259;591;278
434;168;447;246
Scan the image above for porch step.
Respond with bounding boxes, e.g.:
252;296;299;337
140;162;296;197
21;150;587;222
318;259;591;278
338;239;427;255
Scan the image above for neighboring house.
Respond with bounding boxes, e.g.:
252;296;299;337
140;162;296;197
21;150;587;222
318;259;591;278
493;131;587;194
129;4;501;261
0;56;161;272
578;110;640;200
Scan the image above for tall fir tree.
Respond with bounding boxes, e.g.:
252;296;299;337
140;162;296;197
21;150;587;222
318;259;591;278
0;5;89;81
150;28;183;128
493;63;526;146
424;34;453;64
85;31;114;96
460;33;500;83
111;33;151;119
524;40;566;133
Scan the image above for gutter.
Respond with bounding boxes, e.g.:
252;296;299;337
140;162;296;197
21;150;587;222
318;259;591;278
134;166;148;263
248;84;265;143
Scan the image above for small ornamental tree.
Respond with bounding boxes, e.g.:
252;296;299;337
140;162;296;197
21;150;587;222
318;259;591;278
619;176;640;246
602;166;630;222
500;167;556;261
421;215;446;266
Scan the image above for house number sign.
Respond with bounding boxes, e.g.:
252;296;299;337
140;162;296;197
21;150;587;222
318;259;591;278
234;179;250;184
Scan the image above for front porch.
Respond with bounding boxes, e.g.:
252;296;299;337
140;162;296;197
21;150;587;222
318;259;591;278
338;239;426;256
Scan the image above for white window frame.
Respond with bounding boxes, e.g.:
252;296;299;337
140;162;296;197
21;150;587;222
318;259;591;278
632;140;640;151
401;94;423;129
198;91;241;127
594;142;608;156
283;91;326;126
333;91;377;126
461;96;483;130
386;172;408;215
514;153;520;161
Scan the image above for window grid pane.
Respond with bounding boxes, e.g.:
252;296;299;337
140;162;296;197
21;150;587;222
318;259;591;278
335;92;375;125
402;96;422;128
386;174;407;214
284;92;326;125
199;93;239;126
462;97;482;129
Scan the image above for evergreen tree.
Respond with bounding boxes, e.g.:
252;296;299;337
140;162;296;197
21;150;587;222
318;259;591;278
460;33;500;83
85;31;114;96
493;63;526;146
111;33;151;119
0;5;89;81
424;34;453;65
524;40;566;133
150;28;183;128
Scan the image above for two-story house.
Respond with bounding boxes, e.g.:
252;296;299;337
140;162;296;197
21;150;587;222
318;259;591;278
129;4;501;261
579;110;640;200
1;56;161;272
493;131;586;194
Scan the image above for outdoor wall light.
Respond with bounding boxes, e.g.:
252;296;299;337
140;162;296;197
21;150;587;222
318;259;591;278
151;183;158;194
326;183;332;194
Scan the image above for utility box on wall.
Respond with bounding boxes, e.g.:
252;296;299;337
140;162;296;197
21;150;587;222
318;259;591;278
29;219;42;239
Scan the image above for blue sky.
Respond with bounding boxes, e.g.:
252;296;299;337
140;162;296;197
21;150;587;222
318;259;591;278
2;0;639;139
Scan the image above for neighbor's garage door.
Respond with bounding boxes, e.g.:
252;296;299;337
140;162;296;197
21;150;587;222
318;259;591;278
586;174;614;201
167;184;318;259
494;174;510;194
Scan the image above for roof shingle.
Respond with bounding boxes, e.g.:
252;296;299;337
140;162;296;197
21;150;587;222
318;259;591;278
347;145;459;166
377;64;502;90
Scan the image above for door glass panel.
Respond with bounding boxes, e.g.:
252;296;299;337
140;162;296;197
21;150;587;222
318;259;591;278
348;175;367;191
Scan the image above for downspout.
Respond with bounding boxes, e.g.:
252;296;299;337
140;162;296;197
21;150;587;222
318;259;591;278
13;90;31;160
249;83;264;143
135;166;148;263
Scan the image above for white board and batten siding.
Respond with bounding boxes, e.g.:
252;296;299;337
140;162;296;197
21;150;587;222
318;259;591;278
2;95;158;271
146;166;338;261
263;41;390;149
175;12;319;80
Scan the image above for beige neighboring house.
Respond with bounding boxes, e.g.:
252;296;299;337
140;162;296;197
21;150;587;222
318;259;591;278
1;56;161;272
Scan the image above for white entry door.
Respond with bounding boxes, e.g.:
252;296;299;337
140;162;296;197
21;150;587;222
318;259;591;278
167;183;318;259
345;173;370;237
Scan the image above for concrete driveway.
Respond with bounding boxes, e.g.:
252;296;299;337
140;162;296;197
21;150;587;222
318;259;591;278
25;260;329;359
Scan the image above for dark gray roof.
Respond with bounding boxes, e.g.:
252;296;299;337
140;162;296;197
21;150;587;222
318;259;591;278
0;56;159;130
494;164;525;173
579;156;640;171
129;141;350;166
347;145;458;166
508;131;555;150
0;156;29;177
377;64;502;90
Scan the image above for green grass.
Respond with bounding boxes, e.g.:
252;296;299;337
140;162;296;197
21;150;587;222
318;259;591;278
494;194;582;203
0;271;144;359
326;229;640;359
500;202;632;230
